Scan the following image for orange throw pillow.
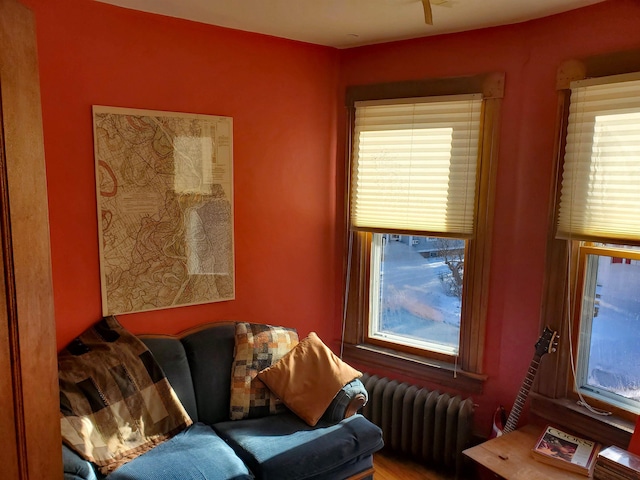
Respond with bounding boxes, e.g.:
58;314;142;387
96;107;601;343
257;332;362;426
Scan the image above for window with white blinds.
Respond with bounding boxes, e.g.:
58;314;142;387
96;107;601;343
350;94;482;237
558;72;640;243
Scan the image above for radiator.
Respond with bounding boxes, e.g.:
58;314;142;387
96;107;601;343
361;373;475;476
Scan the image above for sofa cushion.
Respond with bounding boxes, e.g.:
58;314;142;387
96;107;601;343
180;322;237;424
140;336;198;422
107;423;253;480
62;444;101;480
257;332;362;426
229;323;298;420
214;412;384;480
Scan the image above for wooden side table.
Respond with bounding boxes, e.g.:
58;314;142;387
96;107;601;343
463;424;589;479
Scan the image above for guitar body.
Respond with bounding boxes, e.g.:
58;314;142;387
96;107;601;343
490;405;506;438
489;327;558;439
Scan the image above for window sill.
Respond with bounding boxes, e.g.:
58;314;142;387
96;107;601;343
342;343;487;394
530;392;634;448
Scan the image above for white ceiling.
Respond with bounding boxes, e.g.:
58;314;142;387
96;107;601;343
95;0;606;49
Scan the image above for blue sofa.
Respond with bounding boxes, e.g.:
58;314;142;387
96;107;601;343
62;322;384;480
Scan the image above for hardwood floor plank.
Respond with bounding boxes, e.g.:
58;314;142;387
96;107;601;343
374;450;456;480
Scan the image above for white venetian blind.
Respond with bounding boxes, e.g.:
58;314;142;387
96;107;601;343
558;72;640;243
350;94;482;236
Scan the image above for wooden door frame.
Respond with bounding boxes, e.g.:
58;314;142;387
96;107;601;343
0;0;61;478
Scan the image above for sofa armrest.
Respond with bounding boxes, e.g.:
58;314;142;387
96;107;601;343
62;444;101;480
321;378;368;424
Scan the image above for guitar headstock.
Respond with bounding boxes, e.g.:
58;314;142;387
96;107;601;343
534;326;559;357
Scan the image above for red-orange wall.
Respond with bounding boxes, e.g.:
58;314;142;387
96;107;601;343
23;0;341;349
337;0;640;435
22;0;640;437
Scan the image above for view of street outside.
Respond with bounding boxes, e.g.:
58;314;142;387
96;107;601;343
375;236;462;352
587;254;640;402
375;236;640;407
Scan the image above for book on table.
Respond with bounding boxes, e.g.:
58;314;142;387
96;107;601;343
530;425;601;476
594;445;640;480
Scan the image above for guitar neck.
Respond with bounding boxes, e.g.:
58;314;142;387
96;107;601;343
503;354;541;434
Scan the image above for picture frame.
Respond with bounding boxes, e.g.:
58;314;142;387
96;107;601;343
93;106;234;315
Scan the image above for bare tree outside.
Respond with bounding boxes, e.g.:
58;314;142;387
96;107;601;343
435;238;464;299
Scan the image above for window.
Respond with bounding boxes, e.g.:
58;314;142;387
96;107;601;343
352;94;480;360
575;244;640;414
341;74;504;390
556;72;640;418
536;56;640;445
368;234;465;357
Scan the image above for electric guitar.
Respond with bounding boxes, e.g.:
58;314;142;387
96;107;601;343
490;326;559;438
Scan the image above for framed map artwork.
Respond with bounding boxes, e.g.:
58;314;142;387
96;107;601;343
93;106;234;315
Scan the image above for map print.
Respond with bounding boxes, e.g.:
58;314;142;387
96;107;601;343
93;106;234;315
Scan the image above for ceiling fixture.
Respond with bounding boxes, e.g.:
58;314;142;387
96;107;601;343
421;0;433;25
421;0;454;26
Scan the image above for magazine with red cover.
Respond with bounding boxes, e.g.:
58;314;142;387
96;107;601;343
531;425;601;476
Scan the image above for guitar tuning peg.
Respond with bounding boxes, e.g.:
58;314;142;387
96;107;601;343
551;347;557;353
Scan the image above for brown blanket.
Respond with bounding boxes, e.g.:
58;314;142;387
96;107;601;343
59;316;192;475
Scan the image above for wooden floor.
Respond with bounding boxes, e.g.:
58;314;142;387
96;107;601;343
373;450;456;480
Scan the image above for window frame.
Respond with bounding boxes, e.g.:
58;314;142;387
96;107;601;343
341;73;504;393
365;233;469;363
534;49;640;449
573;243;640;416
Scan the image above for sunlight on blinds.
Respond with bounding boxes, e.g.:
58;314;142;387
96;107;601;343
350;95;482;236
558;73;640;243
174;134;214;195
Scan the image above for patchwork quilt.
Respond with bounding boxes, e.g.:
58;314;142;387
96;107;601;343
58;316;192;475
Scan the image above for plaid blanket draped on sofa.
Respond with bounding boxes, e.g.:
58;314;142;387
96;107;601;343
59;316;192;475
